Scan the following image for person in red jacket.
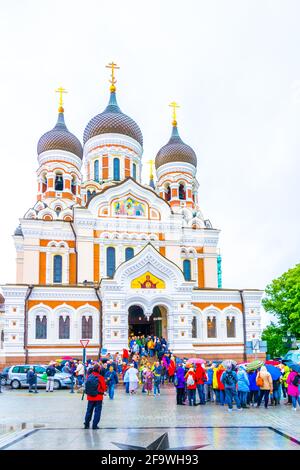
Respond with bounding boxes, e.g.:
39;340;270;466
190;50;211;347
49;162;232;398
195;364;208;405
168;356;176;383
84;364;107;429
185;366;197;406
216;364;226;406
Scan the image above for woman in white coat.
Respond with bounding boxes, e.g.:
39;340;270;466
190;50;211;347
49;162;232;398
124;364;139;394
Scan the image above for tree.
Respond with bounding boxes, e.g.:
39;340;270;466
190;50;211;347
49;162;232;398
262;263;300;337
261;323;286;357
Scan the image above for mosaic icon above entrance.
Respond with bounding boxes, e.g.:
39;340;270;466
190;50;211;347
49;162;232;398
131;272;165;289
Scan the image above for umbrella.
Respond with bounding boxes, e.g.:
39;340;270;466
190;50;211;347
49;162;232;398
246;360;264;371
222;359;237;368
265;364;282;380
265;360;280;365
288;362;300;373
62;356;73;360
186;358;205;365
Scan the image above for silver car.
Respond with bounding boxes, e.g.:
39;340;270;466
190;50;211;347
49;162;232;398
7;364;72;390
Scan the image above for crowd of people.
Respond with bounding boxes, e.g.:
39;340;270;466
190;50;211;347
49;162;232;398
1;334;300;429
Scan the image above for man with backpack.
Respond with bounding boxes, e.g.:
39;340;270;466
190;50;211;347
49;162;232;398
185;366;197;406
84;363;107;429
221;366;242;411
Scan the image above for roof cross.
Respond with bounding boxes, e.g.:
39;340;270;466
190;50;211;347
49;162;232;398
106;62;120;92
55;86;67;112
169;101;180;126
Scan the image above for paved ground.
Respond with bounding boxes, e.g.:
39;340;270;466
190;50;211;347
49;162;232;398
0;384;299;450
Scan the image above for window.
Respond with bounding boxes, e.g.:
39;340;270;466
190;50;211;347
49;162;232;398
94;160;99;182
132;163;137;180
125;247;134;261
192;316;197;338
106;247;116;277
113;158;120;181
71;177;76;195
226;317;236;338
53;255;62;283
183;259;191;281
207;317;217;338
82;316;93;339
165;185;171;201
36;316;47;339
59;316;70;339
55;173;63;191
179;183;186;200
55;206;62;217
42;174;47;193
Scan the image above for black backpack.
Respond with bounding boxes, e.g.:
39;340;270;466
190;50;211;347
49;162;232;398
85;374;100;397
292;374;300;387
224;371;236;387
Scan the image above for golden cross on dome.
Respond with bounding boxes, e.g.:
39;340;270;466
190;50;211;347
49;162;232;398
55;86;67;112
106;61;120;92
148;159;154;179
169;101;180;126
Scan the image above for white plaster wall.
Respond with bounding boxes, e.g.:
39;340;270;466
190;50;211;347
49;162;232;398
204;257;218;288
23;240;40;284
77;240;94;283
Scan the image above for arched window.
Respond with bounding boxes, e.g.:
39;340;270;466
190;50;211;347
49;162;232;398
183;259;191;281
35;316;47;339
55;206;62;217
94;160;99;182
106;247;116;277
226;317;236;338
125;247;134;261
179;183;186;200
59;316;70;339
165;185;171;201
55;173;63;191
132;163;137;180
53;255;62;283
41;174;47;193
113;158;120;181
207;317;217;338
71;177;76;195
82;316;93;339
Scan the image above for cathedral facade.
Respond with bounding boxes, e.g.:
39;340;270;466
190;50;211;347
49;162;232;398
0;66;263;366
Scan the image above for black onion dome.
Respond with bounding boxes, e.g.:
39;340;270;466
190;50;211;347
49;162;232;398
155;125;197;169
37;113;83;159
83;91;143;146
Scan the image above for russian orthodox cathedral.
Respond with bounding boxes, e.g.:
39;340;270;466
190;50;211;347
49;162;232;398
0;63;263;366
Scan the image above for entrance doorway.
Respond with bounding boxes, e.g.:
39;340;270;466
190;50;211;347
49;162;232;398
128;305;153;337
128;305;168;339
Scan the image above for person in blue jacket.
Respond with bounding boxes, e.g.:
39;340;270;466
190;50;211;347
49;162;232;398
205;365;214;402
105;365;119;399
247;370;259;406
237;365;250;408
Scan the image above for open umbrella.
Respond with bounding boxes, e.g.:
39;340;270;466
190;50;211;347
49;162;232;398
222;359;237;368
265;364;282;380
288;362;300;373
265;360;280;365
245;360;263;371
62;356;73;360
186;358;205;365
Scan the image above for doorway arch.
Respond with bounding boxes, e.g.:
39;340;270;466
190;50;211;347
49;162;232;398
128;305;152;337
150;305;168;339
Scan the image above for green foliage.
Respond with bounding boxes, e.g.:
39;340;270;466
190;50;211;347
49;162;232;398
261;323;286;357
262;263;300;337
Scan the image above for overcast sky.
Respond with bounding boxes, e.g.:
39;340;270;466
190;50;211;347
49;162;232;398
0;1;299;326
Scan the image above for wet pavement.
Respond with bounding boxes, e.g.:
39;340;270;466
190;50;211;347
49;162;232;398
0;385;299;450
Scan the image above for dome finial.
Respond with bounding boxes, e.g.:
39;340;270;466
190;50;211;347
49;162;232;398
106;61;120;93
169;101;180;127
55;86;67;113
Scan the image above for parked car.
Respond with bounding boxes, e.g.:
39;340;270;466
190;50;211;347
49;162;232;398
0;367;10;385
6;365;72;390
